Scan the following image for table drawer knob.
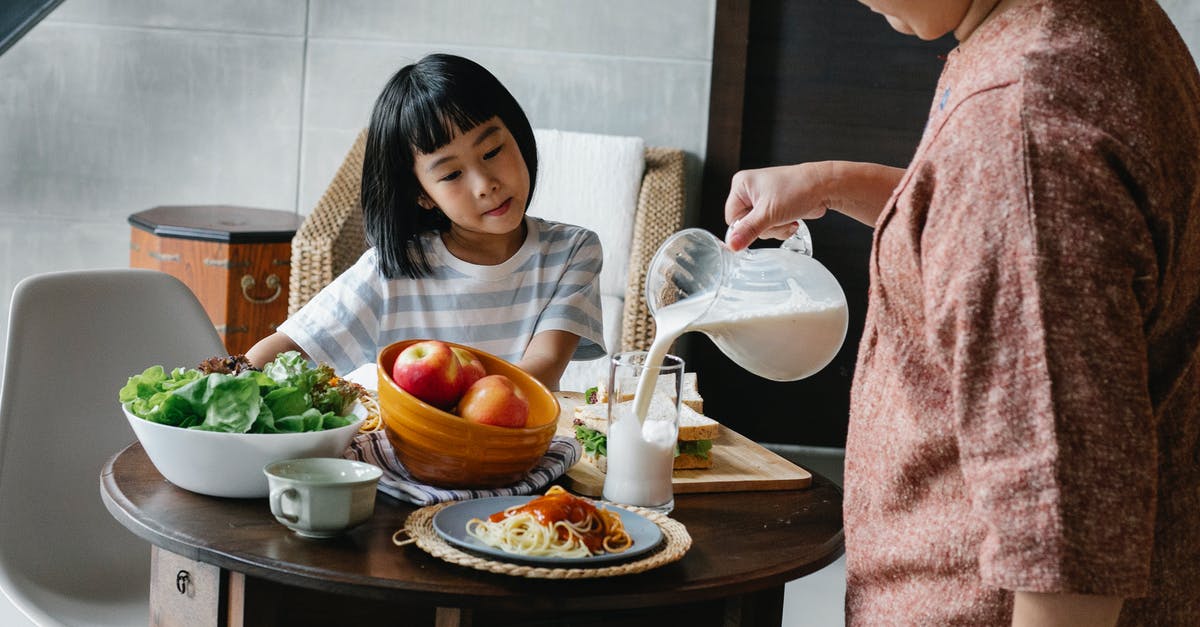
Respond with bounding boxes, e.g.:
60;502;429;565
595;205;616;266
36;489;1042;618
175;570;190;595
240;273;282;304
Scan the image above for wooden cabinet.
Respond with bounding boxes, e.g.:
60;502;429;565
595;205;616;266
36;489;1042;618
129;206;304;356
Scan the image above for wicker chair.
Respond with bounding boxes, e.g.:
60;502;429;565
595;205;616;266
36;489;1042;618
288;129;686;354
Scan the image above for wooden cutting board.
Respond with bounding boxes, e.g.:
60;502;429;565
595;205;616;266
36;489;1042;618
554;392;811;496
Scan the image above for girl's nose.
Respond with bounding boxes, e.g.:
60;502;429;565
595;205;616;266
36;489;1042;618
474;169;500;198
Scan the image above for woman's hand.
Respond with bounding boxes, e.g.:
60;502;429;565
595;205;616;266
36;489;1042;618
723;161;906;251
724;164;832;251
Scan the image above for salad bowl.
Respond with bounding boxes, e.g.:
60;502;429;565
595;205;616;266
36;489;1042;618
118;352;370;498
122;404;364;498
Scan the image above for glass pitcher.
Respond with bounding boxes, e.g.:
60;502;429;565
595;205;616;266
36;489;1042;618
644;221;849;382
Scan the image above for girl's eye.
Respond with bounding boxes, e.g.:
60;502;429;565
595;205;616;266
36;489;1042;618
439;171;461;182
483;145;503;160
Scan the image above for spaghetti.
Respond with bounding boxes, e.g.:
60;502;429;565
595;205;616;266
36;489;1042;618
465;486;633;558
356;392;383;433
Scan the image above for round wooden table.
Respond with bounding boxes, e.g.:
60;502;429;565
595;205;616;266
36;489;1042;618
101;442;843;627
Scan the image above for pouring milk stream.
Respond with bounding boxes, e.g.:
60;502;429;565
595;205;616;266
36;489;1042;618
603;223;849;510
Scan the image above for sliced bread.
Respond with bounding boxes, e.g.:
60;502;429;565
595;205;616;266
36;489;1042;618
596;372;703;413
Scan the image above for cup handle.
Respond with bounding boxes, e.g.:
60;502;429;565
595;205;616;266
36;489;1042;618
269;487;300;523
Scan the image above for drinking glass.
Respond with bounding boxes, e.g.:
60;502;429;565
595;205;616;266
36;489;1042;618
601;351;684;514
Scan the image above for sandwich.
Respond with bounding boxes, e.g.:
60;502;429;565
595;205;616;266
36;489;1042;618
572;400;719;473
588;371;703;413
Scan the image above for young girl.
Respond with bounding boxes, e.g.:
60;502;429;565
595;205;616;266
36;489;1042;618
247;54;605;390
725;0;1199;625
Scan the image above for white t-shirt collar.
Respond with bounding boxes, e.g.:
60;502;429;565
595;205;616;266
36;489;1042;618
428;216;539;281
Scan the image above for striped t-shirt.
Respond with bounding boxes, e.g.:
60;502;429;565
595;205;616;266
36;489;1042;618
279;216;606;374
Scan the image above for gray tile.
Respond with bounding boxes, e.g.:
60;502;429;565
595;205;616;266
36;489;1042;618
0;22;304;223
0;216;130;382
308;0;713;60
298;127;365;215
302;41;710;160
0;217;129;295
47;0;306;36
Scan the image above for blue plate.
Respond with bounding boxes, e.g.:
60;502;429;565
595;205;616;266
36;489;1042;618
432;495;664;566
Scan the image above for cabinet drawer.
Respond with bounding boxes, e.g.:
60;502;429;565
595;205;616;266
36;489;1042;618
149;546;223;627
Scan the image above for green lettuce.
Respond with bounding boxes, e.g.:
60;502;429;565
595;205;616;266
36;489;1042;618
676;439;713;460
119;351;358;434
574;424;607;457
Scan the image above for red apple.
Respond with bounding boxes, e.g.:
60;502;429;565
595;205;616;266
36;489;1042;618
391;340;465;408
451;347;487;390
457;374;529;428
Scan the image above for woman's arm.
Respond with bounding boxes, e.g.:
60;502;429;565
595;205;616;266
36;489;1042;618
245;331;306;369
1012;591;1122;626
515;330;581;392
724;161;905;250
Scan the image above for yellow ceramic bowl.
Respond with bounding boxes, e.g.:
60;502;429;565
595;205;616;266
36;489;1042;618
376;339;559;489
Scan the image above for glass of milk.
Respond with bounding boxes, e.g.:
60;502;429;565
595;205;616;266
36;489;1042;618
602;351;684;514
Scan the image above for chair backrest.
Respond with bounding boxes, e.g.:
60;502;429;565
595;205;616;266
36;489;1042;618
288;129;686;388
0;269;226;626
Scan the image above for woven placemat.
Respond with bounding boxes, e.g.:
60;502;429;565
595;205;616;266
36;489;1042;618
398;501;692;579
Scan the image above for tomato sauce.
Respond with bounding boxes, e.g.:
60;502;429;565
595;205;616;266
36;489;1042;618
489;490;605;552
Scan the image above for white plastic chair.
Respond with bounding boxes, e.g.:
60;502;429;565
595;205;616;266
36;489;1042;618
0;269;225;626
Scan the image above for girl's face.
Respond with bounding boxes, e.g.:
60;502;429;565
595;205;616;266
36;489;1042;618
412;116;530;240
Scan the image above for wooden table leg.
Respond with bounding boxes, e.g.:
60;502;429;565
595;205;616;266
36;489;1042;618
722;586;785;627
435;606;473;627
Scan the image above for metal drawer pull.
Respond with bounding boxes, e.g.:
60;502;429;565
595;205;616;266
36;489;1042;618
241;274;282;304
148;251;180;262
176;570;190;595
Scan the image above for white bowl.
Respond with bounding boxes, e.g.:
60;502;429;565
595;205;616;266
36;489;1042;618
122;404;365;498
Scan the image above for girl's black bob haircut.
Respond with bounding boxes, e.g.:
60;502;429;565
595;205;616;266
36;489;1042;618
360;53;538;279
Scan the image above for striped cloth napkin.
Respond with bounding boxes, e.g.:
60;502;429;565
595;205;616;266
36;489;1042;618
344;430;582;506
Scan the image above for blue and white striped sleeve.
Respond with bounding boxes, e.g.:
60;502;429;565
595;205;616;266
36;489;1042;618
277;250;384;373
534;228;606;360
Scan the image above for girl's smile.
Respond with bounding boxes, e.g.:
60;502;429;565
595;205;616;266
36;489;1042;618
485;197;514;217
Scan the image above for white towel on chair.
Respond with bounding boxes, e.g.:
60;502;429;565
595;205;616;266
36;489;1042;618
528;129;645;392
529;129;645;310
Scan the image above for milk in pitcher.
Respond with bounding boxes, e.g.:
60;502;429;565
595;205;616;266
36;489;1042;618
633;282;848;419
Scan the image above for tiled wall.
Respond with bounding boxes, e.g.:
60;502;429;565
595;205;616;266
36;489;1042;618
0;0;715;378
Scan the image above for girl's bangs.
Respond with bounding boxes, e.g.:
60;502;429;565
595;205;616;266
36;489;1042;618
402;94;495;156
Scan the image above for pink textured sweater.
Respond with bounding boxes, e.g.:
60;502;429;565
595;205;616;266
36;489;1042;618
844;0;1200;624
